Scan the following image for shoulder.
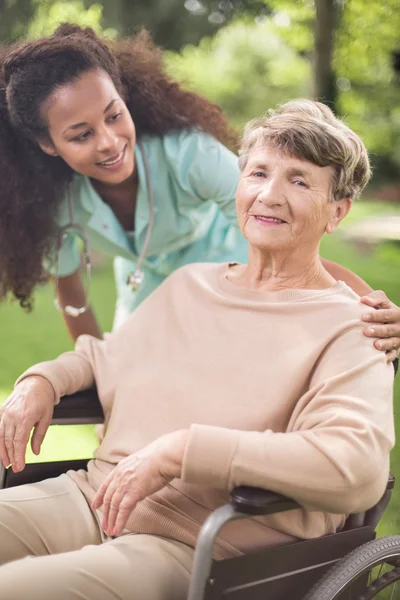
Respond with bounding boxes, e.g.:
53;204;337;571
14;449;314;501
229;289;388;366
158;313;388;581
141;129;238;171
163;262;222;286
146;263;223;303
320;281;368;321
304;282;372;345
308;282;392;377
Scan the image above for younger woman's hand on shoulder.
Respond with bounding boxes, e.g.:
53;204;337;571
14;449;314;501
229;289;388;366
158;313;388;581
0;376;55;473
361;290;400;362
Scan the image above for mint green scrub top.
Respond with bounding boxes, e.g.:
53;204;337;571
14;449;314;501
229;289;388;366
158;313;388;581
54;129;248;329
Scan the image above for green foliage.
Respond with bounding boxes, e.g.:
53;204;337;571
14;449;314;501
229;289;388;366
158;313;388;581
0;0;36;43
335;0;400;170
27;0;117;39
262;0;400;175
166;17;312;128
261;0;315;54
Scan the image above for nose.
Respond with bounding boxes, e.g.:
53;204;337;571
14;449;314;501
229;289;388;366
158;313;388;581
257;176;286;207
96;126;118;155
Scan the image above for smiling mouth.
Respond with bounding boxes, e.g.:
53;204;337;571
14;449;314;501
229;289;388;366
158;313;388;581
253;215;287;224
98;145;127;166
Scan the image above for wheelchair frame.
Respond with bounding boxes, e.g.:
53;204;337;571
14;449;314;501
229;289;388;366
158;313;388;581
0;389;397;600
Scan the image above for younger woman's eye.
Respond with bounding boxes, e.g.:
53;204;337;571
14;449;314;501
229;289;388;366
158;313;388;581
73;131;91;142
108;113;122;122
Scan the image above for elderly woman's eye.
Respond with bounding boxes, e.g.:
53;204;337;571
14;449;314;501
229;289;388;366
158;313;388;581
253;171;266;178
294;179;307;187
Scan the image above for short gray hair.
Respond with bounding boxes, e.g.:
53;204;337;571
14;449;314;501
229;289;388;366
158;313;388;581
238;100;371;201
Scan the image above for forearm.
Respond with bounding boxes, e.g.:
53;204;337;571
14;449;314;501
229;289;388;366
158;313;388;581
57;271;103;341
14;327;106;403
182;422;390;514
62;307;103;342
15;351;96;403
321;258;373;296
183;345;394;513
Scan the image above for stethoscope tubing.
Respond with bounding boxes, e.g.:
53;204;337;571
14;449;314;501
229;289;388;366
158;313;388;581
54;140;155;315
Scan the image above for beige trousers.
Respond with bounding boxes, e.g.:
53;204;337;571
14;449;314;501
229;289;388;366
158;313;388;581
0;474;194;600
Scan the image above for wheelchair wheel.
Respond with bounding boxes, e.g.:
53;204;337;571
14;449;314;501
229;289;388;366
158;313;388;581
304;536;400;599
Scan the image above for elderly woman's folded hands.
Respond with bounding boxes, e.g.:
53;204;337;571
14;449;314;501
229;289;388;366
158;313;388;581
0;376;54;473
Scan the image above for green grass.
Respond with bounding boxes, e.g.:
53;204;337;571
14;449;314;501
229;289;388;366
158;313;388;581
0;260;116;462
0;200;399;536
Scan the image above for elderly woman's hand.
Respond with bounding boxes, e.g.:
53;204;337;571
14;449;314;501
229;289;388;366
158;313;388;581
92;429;189;537
0;376;55;473
361;291;400;362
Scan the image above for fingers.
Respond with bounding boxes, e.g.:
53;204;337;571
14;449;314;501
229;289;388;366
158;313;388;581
31;417;51;456
0;420;10;468
103;486;136;536
362;307;397;324
4;422;16;470
13;427;30;472
92;469;140;536
386;349;399;363
99;480;115;533
364;323;400;340
0;422;30;473
374;337;400;354
92;478;108;511
360;290;390;308
114;499;135;536
105;488;126;536
94;479;133;537
0;411;38;472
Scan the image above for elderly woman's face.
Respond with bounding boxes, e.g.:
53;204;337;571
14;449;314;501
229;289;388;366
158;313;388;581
236;144;347;253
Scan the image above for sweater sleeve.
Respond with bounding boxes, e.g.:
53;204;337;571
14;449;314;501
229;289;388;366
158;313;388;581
182;322;395;515
14;335;106;404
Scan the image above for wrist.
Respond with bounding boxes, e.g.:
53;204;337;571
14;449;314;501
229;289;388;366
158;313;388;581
163;429;190;479
17;375;56;403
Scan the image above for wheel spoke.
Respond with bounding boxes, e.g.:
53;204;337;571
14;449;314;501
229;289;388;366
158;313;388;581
377;563;385;579
389;581;396;600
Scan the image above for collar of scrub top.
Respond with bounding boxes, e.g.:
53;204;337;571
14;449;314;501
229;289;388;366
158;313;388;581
54;140;156;317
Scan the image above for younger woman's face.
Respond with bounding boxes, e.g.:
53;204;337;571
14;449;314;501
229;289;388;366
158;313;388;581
39;69;136;185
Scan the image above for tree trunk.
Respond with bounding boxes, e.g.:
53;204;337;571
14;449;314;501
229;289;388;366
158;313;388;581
314;0;340;112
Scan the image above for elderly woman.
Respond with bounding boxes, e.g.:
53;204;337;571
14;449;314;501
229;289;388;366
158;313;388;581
0;100;394;600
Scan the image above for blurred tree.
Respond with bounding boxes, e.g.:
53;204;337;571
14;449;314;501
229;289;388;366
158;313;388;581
262;0;340;109
0;0;268;48
0;0;36;43
93;0;268;50
166;18;311;127
314;0;341;109
1;0;399;179
266;0;400;177
27;0;117;38
335;0;400;175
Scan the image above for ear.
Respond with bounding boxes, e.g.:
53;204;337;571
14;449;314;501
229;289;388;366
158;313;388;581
325;198;352;234
37;139;59;157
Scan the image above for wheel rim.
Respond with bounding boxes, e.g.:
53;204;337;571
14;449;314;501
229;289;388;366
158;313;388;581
358;564;400;599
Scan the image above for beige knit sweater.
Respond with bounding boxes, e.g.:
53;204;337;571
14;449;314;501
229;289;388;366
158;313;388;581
17;263;394;559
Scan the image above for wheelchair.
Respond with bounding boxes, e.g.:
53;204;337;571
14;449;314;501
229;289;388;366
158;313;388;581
0;388;399;600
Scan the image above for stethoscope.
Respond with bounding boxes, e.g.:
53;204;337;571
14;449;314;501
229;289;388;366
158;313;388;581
54;140;155;317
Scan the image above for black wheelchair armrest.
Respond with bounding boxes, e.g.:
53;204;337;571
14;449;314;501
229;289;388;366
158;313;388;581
52;389;104;425
187;488;301;600
231;486;300;516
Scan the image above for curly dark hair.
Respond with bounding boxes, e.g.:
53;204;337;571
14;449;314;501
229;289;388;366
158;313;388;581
0;23;238;310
